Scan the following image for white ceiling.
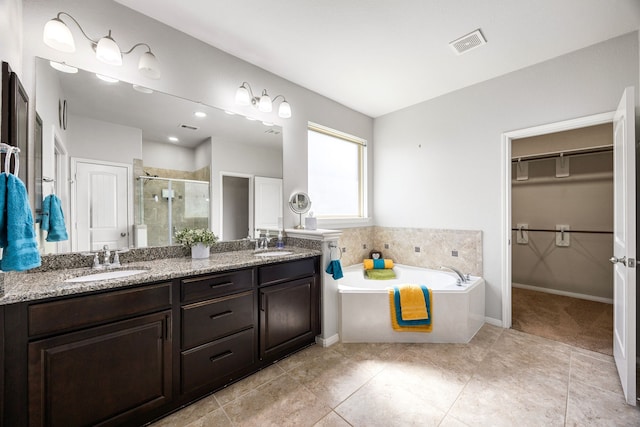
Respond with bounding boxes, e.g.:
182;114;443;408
115;0;640;118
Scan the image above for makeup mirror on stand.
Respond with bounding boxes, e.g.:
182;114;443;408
289;192;311;229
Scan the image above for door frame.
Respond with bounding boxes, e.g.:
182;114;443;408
500;111;615;327
219;171;253;241
70;158;133;252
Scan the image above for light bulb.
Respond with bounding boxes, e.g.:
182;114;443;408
43;17;75;53
96;32;122;66
258;90;272;112
235;85;251;105
138;51;161;79
278;100;292;118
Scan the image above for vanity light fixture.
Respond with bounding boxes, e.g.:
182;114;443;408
235;82;292;118
96;74;119;83
49;60;78;74
43;12;161;79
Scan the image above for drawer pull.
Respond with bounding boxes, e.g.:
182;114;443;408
211;281;233;288
209;350;233;363
209;310;233;320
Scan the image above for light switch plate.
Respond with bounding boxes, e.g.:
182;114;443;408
516;223;528;244
556;224;570;247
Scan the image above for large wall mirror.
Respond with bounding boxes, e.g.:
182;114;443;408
35;57;283;254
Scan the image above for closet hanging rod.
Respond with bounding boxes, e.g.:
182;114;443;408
510;227;612;235
511;145;612;163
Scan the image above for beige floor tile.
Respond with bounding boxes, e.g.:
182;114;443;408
313;411;352;426
330;342;407;374
565;380;640;426
400;342;487;376
214;363;285;406
468;323;503;349
277;344;342;372
183;408;232;427
335;370;447;427
222;374;332;427
570;351;622;395
448;372;567;427
438;414;470;427
150;394;220;426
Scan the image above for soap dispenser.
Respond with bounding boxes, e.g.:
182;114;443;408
276;230;285;249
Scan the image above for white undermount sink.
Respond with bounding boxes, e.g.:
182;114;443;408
65;269;149;283
254;251;293;257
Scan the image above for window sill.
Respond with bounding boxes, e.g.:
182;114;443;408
316;217;373;229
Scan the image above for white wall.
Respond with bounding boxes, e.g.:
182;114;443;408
0;0;23;75
373;32;639;321
21;0;374;230
142;140;195;172
67;114;141;163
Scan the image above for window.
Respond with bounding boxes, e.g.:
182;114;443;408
308;122;366;218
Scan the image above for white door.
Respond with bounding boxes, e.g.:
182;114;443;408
612;87;636;405
254;176;283;235
73;160;130;252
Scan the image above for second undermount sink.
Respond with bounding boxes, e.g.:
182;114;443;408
65;269;149;283
254;251;293;257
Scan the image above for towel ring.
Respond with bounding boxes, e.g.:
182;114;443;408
328;243;342;260
3;149;19;176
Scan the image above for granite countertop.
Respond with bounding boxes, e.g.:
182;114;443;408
0;247;321;305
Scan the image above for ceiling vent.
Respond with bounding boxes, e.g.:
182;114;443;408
180;124;199;131
265;128;281;135
449;29;487;55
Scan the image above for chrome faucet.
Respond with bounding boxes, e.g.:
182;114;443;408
258;232;271;250
103;245;111;267
440;265;467;285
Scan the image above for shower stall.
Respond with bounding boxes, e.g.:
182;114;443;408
137;176;210;247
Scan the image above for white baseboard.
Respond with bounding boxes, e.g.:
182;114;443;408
484;317;503;327
512;282;613;304
316;334;340;347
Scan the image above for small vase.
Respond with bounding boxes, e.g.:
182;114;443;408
191;243;210;259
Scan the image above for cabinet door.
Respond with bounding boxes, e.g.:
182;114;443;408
259;276;319;361
28;311;172;427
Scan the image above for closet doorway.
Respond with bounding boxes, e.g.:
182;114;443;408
510;124;613;355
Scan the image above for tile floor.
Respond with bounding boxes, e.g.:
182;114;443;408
151;324;640;426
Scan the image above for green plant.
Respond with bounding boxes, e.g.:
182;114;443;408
174;228;218;248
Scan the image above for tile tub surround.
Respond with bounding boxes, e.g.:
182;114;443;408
336;226;482;276
150;324;640;426
0;246;320;305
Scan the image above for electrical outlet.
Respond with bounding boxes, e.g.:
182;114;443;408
362;244;367;249
384;243;389;249
414;247;420;253
451;250;458;257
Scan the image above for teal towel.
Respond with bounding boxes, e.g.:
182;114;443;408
325;260;344;280
0;174;6;248
41;194;68;242
1;174;41;271
393;285;431;326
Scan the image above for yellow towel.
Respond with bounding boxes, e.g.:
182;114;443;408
398;284;428;320
363;259;394;270
388;288;433;333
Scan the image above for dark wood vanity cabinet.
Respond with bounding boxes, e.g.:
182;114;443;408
1;255;321;427
259;257;320;363
179;269;257;396
26;282;173;427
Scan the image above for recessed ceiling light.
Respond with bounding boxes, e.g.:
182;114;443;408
262;121;273;127
96;74;119;83
168;136;179;142
194;111;207;118
132;84;153;94
49;61;78;73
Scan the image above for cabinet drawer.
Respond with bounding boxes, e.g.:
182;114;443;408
181;328;255;392
182;291;254;349
259;257;316;286
28;282;171;337
181;269;254;303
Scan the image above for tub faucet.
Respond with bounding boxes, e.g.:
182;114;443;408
440;265;467;285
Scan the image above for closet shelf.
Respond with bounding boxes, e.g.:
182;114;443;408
511;145;612;163
510;227;612;235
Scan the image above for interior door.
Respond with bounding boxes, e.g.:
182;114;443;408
74;160;130;252
254;176;283;235
611;87;636;405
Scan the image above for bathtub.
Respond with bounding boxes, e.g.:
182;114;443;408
338;264;485;343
